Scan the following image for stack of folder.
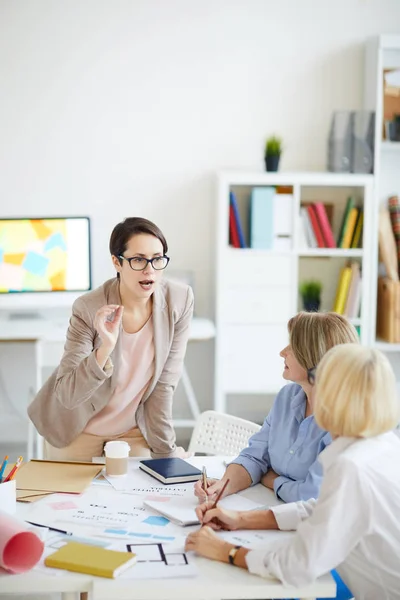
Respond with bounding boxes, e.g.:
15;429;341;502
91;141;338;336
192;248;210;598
13;460;103;502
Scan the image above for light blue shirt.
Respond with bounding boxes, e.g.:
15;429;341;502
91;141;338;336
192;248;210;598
231;383;332;503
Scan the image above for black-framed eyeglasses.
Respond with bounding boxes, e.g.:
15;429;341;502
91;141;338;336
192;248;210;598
118;255;170;271
307;366;316;386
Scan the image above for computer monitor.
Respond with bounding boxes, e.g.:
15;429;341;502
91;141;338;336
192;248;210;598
0;216;91;312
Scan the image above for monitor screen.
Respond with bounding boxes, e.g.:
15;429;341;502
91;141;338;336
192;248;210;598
0;217;91;294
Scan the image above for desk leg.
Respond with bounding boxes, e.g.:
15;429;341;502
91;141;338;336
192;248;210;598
181;365;201;420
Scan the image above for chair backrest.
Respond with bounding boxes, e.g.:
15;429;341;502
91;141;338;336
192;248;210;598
188;410;261;456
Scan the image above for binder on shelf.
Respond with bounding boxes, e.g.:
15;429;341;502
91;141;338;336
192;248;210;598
250;186;275;249
341;207;359;249
273;193;292;251
306;205;325;248
337;197;355;247
313;203;336;248
298;215;308;249
333;266;352;314
229;191;246;248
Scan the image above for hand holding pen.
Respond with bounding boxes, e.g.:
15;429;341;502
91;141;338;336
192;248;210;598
199;479;230;529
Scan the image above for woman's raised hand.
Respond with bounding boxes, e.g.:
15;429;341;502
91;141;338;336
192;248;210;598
94;305;124;351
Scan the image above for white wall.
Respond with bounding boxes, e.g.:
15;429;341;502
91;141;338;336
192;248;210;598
0;0;400;430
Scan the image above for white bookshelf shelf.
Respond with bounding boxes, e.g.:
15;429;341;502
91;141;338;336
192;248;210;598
381;141;400;151
219;170;374;188
226;247;293;257
298;249;364;258
374;341;400;353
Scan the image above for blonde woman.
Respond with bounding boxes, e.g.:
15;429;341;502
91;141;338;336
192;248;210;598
195;312;359;503
187;345;400;599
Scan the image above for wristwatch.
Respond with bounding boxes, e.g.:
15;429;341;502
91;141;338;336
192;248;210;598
228;545;242;565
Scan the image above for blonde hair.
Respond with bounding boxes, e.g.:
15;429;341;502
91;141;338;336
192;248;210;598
288;311;359;371
315;344;400;437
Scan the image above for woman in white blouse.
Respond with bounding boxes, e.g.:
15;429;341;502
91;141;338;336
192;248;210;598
186;344;400;600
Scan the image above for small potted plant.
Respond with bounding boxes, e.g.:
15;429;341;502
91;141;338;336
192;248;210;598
264;135;283;172
299;280;322;312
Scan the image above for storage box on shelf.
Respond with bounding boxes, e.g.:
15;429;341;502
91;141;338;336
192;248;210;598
365;35;400;362
215;171;374;415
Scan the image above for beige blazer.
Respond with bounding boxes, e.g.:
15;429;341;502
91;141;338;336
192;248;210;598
28;277;194;458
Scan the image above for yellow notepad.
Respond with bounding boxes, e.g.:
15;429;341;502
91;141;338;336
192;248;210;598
45;541;136;578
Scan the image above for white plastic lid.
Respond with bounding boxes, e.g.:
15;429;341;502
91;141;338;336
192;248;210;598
104;441;130;458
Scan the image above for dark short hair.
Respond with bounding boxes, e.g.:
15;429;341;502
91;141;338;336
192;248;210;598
110;217;168;257
109;218;168;277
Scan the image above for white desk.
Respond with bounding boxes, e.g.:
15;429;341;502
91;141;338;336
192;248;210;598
0;456;335;600
0;316;215;459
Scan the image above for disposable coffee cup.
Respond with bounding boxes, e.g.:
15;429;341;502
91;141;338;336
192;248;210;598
104;441;130;477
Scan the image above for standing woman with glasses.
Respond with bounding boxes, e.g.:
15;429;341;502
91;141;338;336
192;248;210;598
195;311;359;504
29;217;194;461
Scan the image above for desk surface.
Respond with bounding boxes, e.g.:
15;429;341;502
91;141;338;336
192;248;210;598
0;456;335;600
0;316;215;343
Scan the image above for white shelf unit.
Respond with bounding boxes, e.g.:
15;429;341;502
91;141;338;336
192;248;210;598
364;35;400;365
215;171;374;414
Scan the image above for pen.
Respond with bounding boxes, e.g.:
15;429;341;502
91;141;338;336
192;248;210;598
26;521;73;535
202;466;208;495
201;478;230;529
3;456;23;483
0;455;8;483
209;478;230;510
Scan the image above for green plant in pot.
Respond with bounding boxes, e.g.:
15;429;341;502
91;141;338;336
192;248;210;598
265;135;282;172
299;280;322;312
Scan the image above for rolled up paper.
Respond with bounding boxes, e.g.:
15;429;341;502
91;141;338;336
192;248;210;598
0;509;44;573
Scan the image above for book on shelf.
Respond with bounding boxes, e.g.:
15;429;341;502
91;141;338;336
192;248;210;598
333;266;353;314
337;197;355;247
351;209;364;248
306;204;325;248
341;207;359;249
343;261;362;319
300;207;317;248
229;191;246;248
313;202;336;248
229;204;240;248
